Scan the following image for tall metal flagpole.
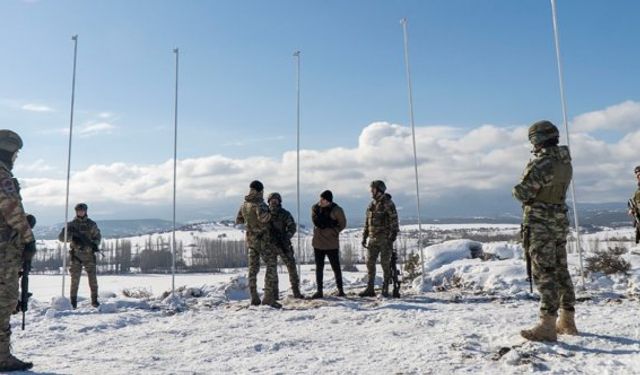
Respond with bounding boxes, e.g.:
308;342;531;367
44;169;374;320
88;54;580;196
550;0;585;289
400;18;426;278
171;48;180;294
294;50;302;276
62;35;79;297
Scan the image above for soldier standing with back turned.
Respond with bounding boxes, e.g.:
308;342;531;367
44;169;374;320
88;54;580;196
235;180;281;308
0;130;35;371
58;203;102;309
513;120;579;342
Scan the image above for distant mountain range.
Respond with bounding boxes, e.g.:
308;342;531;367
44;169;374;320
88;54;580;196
33;219;180;240
32;202;634;240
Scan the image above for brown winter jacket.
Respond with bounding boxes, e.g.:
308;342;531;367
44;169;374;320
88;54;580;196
311;202;347;250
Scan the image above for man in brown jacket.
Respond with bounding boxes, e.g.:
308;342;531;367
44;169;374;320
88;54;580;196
310;190;347;298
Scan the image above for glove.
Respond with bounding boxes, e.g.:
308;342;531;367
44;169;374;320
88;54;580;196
24;241;36;261
361;238;367;248
389;233;397;242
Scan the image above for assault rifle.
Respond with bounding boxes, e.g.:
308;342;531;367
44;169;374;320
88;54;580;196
270;223;291;251
521;224;533;293
628;199;640;244
390;249;401;298
19;214;37;330
70;228;100;253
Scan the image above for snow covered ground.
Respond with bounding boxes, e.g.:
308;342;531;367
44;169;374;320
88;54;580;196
12;237;640;374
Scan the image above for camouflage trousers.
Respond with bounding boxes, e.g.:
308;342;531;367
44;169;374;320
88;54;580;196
0;241;21;359
366;237;393;284
248;240;278;302
69;248;99;299
274;244;300;296
525;221;576;316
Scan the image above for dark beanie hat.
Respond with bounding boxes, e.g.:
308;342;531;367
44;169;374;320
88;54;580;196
320;190;333;202
249;180;264;192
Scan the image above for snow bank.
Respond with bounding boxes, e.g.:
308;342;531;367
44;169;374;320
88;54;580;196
421;239;483;273
417;240;530;295
50;296;72;311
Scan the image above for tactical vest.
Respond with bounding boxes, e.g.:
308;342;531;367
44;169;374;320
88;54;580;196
270;208;287;234
534;158;572;204
73;218;93;235
634;189;640;207
367;198;390;235
242;202;269;239
0;171;20;239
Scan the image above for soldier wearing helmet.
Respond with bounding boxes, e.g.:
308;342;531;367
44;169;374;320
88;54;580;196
627;166;640;242
359;180;399;298
58;202;102;309
235;180;280;308
0;130;35;371
513;120;578;342
267;192;304;299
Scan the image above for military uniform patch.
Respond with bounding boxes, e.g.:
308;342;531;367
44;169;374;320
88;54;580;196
1;178;16;195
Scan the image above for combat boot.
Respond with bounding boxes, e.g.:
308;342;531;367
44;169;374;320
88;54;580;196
311;290;323;299
358;279;376;297
358;286;375;297
292;285;305;299
381;280;390;298
70;296;77;309
250;287;261;306
261;296;282;309
556;309;579;335
520;314;557;342
392;287;401;298
91;295;100;308
0;354;33;372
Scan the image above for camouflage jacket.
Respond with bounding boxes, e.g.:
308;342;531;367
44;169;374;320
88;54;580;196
0;164;34;245
58;216;102;251
363;193;399;240
513;145;572;226
270;205;296;249
235;189;272;247
632;187;640;207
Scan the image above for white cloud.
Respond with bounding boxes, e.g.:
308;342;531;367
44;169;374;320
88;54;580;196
19;100;640;212
77;122;116;137
21;103;54;112
572;100;640;132
15;159;55;173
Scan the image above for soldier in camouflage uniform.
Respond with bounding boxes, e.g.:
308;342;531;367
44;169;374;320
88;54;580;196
58;203;102;309
268;192;304;299
627;166;640;242
235;181;281;308
0;130;35;371
513;120;578;342
359;180;399;298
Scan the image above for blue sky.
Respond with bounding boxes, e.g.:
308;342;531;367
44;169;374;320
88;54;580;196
2;0;640;224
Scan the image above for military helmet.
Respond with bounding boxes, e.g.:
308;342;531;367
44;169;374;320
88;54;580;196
0;129;23;153
528;120;559;145
75;203;88;211
370;180;387;193
249;180;264;192
634;166;640;174
267;192;282;203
